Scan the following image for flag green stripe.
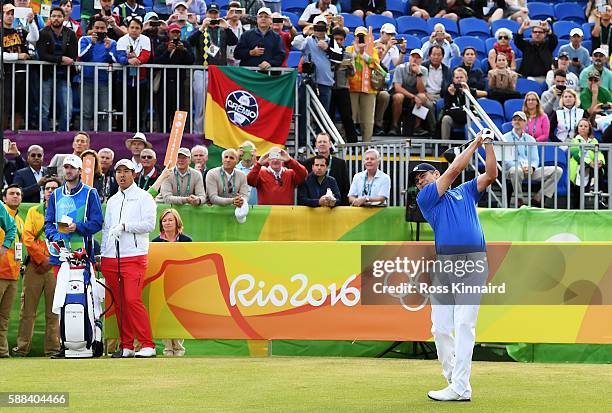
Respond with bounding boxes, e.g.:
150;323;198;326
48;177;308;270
216;66;296;108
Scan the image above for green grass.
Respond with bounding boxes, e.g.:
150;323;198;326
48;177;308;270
1;357;611;412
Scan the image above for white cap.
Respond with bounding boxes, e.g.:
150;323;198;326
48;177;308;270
178;147;192;158
569;28;583;37
512;111;527;121
257;7;272;16
380;23;397;34
173;1;188;10
410;49;423;58
63;154;83;169
593;47;608;57
115;159;136;171
313;15;327;25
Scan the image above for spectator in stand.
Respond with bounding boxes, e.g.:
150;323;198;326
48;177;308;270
166;2;198;41
160;147;207;205
237;0;266;24
569;118;606;208
227;3;246;66
581;70;612;116
389;49;430;136
189;4;238;134
59;0;82;38
12;178;61;357
236;141;258;205
440;67;471;139
152;208;191;356
298;0;338;28
292;16;335;111
301;132;350;205
579;48;612;90
410;0;459;21
191;145;210;179
375;23;405;70
3;142;26;188
14;145;53;204
272;12;297;67
549;89;586;143
38;7;78;132
135;149;162;191
124;133;151;175
0;185;20;358
346;26;382;141
49;132;91;179
542;70;571;115
421;24;460;68
515;19;557;83
143;12;168;53
351;0;393;18
99;148;119;202
114;0;147;25
330;28;359;142
13;0;44;32
298;155;341;207
247;148;308;205
348;148;390;207
592;5;612;52
155;23;194;133
522;92;550;142
79;149;105;199
545;53;580;92
171;0;207;24
235;7;285;69
206;149;249;207
459;47;487;97
586;0;609;24
117;16;152;132
559;28;591;78
497;0;529;24
87;0;126;40
488;28;516;71
446;0;479;19
487;53;520;103
79;16;117;132
423;45;452;106
502;111;562;207
2;4;37;132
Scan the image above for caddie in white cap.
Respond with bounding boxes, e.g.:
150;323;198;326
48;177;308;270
100;159;158;358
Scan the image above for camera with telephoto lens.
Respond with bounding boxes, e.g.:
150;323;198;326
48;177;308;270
302;61;315;75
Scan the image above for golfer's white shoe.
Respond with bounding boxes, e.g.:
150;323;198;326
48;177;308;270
111;349;135;358
135;347;156;358
427;386;471;402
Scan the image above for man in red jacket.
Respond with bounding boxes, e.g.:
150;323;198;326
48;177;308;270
247;148;307;205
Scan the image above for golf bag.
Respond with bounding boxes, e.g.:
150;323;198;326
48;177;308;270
51;242;105;358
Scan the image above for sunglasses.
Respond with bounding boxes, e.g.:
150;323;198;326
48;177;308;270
498;36;509;40
588;77;600;81
532;31;545;35
140;155;155;160
29;153;43;158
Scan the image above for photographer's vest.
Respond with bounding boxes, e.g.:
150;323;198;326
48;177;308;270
52;184;93;263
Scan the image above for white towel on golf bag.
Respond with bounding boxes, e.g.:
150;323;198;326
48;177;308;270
52;262;103;318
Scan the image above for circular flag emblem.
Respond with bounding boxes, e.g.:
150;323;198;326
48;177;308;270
225;90;259;127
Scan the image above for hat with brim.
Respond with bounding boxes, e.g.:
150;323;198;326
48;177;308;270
3;4;16;12
63;154;83;169
115;159;136;171
125;132;153;150
178;147;191;158
512;111;527;121
354;26;368;36
257;7;272;16
408;163;437;185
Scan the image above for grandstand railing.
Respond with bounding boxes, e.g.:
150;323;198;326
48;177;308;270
304;83;345;152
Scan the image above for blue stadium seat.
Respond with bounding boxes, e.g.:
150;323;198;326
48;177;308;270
365;15;396;32
284;12;299;28
504;99;524;121
516;78;543;95
435;98;444;117
340;0;351;12
396;16;430;37
583;40;592;53
501;121;513;134
454;36;487;59
402;34;422;51
386;0;407;18
515;57;522;71
71;4;81;20
553;40;569;58
282;0;308;14
553;21;580;40
481;57;490;72
527;2;555;21
543;146;568;196
478;98;505;126
345;33;354;45
341;13;363;31
485;37;496;52
491;19;520;35
510;39;522;58
554;3;586;24
215;0;230;10
428;17;459;38
459;17;491;40
582;23;594;40
287;50;301;68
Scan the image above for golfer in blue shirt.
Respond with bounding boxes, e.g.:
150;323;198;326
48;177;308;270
412;130;497;402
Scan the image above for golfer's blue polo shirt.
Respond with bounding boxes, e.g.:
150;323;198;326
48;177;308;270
416;178;486;255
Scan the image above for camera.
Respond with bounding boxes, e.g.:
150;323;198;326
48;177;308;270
357;34;365;44
257;42;265;49
556;84;567;92
95;31;107;40
302;61;315;75
46;166;58;177
173;38;179;45
209;19;219;25
272;17;284;24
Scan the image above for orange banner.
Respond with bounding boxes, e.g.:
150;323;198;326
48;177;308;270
164;111;188;168
81;154;96;187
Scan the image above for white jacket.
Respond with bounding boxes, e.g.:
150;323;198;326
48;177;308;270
101;183;156;258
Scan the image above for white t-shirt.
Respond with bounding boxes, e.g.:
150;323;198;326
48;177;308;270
426;64;444;95
377;42;400;69
299;3;338;23
545;70;580;92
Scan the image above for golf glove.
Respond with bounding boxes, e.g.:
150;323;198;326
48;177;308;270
109;224;125;241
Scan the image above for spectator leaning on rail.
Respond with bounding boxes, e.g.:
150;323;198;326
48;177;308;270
298;155;341;208
514;19;557;83
348;148;391;207
234;7;285;69
558;28;590;77
160;147;207;206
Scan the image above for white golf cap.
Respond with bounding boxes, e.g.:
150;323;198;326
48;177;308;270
380;23;397;34
593;47;608;57
173;1;188;10
115;159;136;171
178;147;191;158
569;28;583;37
63;154;83;169
313;15;327;25
257;7;272;15
410;49;423;58
512;111;527;121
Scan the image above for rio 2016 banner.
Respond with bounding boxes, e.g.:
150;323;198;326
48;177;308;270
103;242;612;344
